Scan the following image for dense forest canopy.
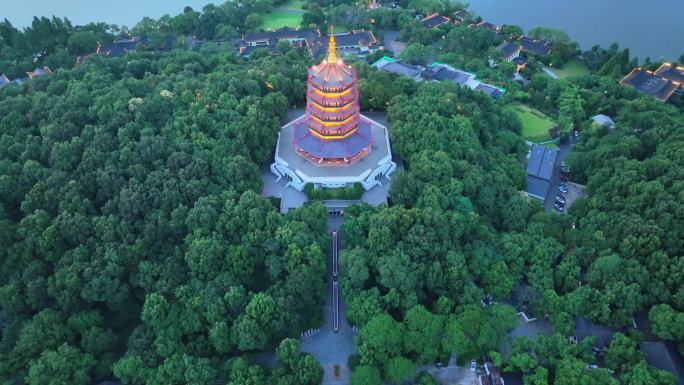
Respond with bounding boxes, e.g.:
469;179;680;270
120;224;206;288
1;0;683;385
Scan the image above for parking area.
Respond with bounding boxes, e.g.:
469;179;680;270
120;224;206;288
561;182;586;210
544;160;587;214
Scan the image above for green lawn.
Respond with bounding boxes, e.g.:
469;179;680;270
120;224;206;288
276;0;305;10
260;11;303;30
552;60;590;79
506;103;556;142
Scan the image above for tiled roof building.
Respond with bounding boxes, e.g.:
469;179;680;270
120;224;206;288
372;56;424;80
468;20;501;33
497;41;522;61
518;36;552;57
654;62;684;83
620;68;680;102
420;13;451;28
26;67;52;78
525;144;559;200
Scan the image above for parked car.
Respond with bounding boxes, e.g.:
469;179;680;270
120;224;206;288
558;183;568;193
435;359;443;368
470;359;477;372
554;203;564;212
559;173;568;182
555;195;566;204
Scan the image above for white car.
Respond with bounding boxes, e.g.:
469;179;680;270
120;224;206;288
470;360;477;372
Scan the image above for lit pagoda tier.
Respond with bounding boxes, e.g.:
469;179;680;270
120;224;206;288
293;35;372;164
269;33;396;193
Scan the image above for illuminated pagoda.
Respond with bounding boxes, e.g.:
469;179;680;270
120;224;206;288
294;35;371;164
270;33;396;191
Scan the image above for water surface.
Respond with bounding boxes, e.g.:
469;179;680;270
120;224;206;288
468;0;684;61
4;0;213;29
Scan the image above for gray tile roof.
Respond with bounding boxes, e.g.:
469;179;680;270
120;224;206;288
590;114;615;128
469;21;500;33
497;41;522;60
421;13;450;28
654;63;684;83
475;83;505;98
526;175;549;200
641;341;684;385
526;144;558;180
620;68;680;102
378;61;424;77
574;316;616;349
421;65;474;84
98;37;146;57
518;36;552;57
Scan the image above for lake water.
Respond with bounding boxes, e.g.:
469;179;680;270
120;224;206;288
4;0;683;61
468;0;684;62
3;0;213;29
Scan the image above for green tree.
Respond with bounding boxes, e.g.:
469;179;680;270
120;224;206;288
26;344;96;385
356;313;404;366
386;356;416;384
445;304;517;359
351;365;383;385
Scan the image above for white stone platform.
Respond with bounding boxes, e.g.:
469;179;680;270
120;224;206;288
270;114;397;191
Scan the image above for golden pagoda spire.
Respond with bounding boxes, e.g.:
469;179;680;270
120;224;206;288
327;31;337;63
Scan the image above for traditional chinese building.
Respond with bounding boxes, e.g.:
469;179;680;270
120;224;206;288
295;35;371;164
271;35;396;191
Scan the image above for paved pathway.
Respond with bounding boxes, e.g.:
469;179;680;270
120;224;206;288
542;66;560;79
542;138;574;213
383;30;406;55
300;215;356;385
417;357;478;385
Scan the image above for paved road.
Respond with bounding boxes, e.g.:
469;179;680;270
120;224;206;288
542;138;573;213
382;30;405;55
542;66;560;79
300;215;356;385
417;357;478;385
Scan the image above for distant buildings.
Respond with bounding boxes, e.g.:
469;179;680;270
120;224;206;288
423;62;506;98
468;20;501;34
518;36;552;57
372;57;506;99
234;28;379;59
620;63;683;102
311;30;379;58
590;114;616;129
620;67;681;102
76;35;183;64
97;36;147;57
497;41;523;62
234;27;320;57
371;56;423;81
452;10;467;25
525;144;559;200
654;62;684;83
27;66;53;79
420;13;451;28
0;67;52;89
